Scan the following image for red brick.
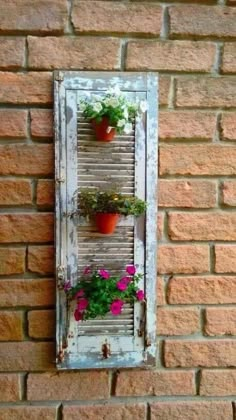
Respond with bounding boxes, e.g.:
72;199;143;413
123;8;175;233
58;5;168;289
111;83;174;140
157;308;199;336
72;1;162;36
0;38;25;70
0;180;32;206
159;180;216;208
0;406;57;420
0;145;53;176
30;109;53;139
159;111;216;141
222;181;236;206
0;248;25;275
28;246;54;275
0;311;23;341
28;310;55;339
1;279;55;307
0;342;54;371
63;404;146;420
126;41;215;72
115;370;195;396
160;145;236;176
0;213;53;243
0;0;67;34
200;370;236;396
150;402;232;420
168;276;236;304
222;43;236;73
168;212;236;241
158;245;209;274
0;374;21;401
205;307;236;336
28;36;121;70
164;339;236;367
37;180;54;208
0;72;52;105
221;113;236;141
215;245;236;272
27;372;109;400
0;110;27;139
176;77;236;108
157;276;166;306
170;5;236;39
157;213;164;240
159;76;170;106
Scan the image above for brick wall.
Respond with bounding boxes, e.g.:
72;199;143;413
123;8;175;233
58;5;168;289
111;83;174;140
0;0;236;419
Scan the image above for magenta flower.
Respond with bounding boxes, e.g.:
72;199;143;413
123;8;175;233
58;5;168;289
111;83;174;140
136;290;144;301
121;276;132;284
77;298;89;311
110;299;124;315
63;281;71;292
98;269;110;279
126;265;136;275
83;266;91;275
75;289;84;299
74;308;83;321
116;277;130;291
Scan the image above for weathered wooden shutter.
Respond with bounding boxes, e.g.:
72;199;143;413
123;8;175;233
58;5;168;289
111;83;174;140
54;72;158;369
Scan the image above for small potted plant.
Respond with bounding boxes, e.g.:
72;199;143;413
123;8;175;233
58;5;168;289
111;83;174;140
79;86;148;142
76;188;146;234
64;264;145;321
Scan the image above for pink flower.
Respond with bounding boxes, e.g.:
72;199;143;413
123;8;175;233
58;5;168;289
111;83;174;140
136;290;144;301
63;281;71;292
121;276;132;284
126;265;136;275
110;299;124;315
83;266;91;275
74;309;83;321
75;289;84;299
98;269;110;279
77;298;89;311
116;277;130;291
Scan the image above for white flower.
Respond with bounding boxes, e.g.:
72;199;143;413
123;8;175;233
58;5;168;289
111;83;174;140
139;100;148;113
117;119;126;128
108;85;121;96
123;122;133;134
106;97;119;108
123;108;128;119
93;102;103;113
79;102;87;112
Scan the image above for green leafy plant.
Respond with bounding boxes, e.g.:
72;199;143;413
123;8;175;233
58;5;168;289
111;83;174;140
64;265;145;321
77;188;146;217
79;85;148;135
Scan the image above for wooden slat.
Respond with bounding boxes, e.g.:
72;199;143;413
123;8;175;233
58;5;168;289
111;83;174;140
76;97;135;336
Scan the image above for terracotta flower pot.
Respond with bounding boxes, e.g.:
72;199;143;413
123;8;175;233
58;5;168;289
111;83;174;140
95;213;120;234
91;117;116;142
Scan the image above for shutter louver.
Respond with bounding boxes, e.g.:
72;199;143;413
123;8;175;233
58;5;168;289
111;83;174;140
55;72;158;369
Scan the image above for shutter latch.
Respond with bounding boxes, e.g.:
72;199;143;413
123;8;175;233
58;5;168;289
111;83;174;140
55;71;64;82
57;265;66;289
101;340;111;359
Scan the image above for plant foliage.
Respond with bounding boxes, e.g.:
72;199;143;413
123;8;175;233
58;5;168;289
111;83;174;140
79;85;148;135
77;188;146;217
64;265;145;321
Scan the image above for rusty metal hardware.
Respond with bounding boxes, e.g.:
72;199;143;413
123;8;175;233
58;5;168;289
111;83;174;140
101;341;111;359
138;300;146;337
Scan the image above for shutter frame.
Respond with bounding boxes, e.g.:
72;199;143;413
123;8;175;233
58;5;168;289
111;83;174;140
55;71;158;369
